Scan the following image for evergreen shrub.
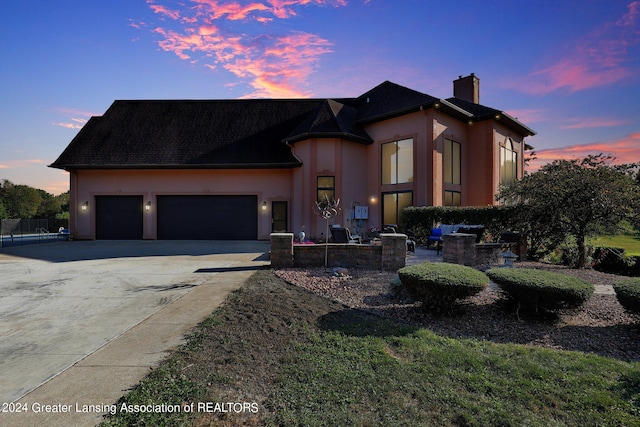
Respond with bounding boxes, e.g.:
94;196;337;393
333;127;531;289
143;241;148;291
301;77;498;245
612;277;640;315
486;268;594;312
592;246;639;277
401;205;518;244
398;262;488;311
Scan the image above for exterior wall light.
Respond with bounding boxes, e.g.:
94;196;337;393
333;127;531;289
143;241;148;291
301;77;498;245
262;201;267;212
145;201;152;211
81;201;89;211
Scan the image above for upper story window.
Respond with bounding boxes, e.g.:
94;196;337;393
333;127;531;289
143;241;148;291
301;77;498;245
381;138;413;185
444;139;461;185
500;138;518;186
317;176;335;203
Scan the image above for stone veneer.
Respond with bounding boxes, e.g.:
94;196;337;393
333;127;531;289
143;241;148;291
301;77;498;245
270;233;407;270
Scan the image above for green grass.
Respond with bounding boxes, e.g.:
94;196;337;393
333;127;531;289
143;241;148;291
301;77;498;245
590;234;640;256
267;317;640;427
102;270;640;427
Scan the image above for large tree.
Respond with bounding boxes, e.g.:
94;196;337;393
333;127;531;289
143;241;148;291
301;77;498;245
0;179;42;219
497;155;640;268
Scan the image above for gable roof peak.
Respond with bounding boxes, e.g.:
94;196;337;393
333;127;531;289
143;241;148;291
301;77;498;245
355;80;439;123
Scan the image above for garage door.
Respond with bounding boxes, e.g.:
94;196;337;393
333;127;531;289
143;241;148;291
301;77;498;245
157;195;258;240
95;196;143;240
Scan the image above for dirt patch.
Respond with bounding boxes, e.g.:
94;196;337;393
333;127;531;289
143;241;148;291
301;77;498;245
181;268;349;426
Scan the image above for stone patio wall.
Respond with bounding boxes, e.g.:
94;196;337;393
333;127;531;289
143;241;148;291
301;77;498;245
270;233;407;270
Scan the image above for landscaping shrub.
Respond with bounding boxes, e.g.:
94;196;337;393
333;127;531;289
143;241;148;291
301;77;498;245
401;205;519;245
397;262;488;312
612;277;640;315
592;246;639;276
486;268;594;313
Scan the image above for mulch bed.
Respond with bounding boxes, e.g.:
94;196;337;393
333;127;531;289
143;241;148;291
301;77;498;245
275;262;640;361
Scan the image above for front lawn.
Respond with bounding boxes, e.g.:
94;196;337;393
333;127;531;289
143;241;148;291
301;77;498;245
102;269;640;427
591;234;640;256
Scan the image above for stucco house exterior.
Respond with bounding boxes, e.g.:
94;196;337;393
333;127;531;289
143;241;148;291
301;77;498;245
50;74;535;241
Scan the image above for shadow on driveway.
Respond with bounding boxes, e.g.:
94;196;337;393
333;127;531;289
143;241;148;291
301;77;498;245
0;240;270;263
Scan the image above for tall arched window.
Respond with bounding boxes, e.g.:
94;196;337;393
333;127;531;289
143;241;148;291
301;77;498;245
500;138;518;185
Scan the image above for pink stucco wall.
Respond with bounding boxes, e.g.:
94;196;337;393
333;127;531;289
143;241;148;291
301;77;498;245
71;169;293;240
289;138;368;240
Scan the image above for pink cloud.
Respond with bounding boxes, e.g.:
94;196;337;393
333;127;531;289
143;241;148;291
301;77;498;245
508;2;640;95
0;159;48;169
51;107;100;117
128;19;147;29
149;4;181;20
49;107;96;130
53;117;88;130
147;0;343;97
191;0;270;21
526;132;640;172
504;108;547;124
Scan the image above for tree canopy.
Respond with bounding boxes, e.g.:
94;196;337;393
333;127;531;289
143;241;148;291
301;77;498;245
497;155;640;268
0;179;68;220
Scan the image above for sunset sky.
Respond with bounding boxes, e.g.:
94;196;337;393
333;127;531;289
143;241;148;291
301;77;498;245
1;0;638;195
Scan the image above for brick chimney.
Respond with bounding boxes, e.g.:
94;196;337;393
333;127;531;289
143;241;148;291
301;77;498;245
453;73;480;104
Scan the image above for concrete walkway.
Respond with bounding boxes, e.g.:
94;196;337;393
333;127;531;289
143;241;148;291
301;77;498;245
0;240;269;427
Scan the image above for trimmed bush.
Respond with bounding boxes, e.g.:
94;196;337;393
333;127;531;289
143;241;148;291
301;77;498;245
592;246;640;277
401;205;519;244
612;277;640;315
486;268;594;312
397;262;488;311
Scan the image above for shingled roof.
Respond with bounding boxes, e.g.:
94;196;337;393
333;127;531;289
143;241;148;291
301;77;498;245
284;99;371;144
446;97;536;137
50;81;535;171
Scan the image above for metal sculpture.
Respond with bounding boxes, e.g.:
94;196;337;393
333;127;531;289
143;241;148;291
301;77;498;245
313;196;341;267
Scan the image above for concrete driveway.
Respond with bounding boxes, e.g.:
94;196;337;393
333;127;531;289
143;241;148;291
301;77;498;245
0;240;269;426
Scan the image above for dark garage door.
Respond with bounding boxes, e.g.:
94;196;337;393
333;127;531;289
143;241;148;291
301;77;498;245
157;195;258;240
95;196;143;240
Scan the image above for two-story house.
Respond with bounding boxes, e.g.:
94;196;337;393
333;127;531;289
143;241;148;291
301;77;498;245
50;74;535;240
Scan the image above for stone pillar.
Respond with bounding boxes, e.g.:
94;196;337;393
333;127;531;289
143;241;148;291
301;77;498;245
443;233;476;266
381;233;407;271
270;233;293;268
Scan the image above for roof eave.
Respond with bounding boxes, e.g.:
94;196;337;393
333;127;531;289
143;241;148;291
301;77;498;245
471;111;537;137
357;99;474;125
283;132;373;145
357;103;432;125
49;162;303;171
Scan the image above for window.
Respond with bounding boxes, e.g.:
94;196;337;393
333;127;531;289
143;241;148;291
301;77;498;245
317;176;335;203
444;191;461;206
383;191;413;226
500;138;518;185
444;139;461;185
382;138;413;185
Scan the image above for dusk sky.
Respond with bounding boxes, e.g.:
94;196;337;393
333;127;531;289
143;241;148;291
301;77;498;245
1;0;639;195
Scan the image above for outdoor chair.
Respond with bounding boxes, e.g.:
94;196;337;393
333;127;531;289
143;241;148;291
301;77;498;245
330;227;361;244
427;228;443;254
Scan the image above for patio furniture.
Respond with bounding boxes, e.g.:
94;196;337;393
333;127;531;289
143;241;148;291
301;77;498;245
427;228;443;254
330;227;361;244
